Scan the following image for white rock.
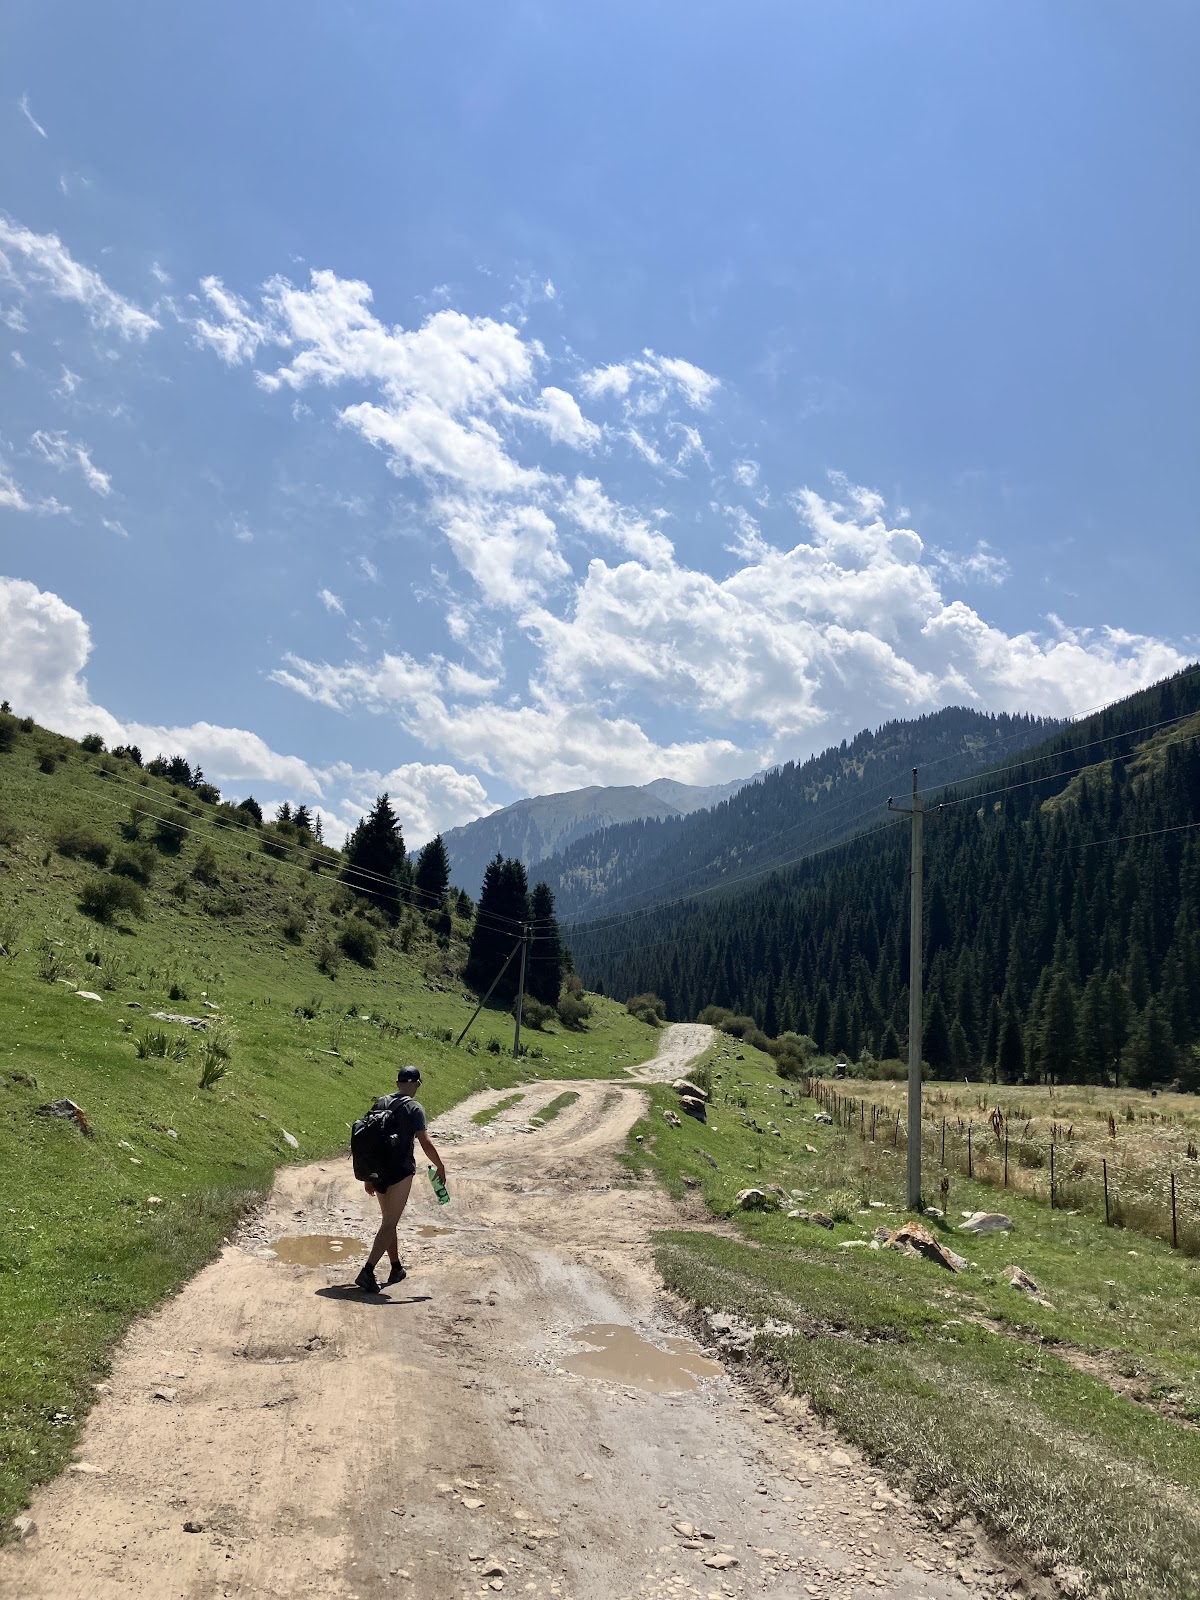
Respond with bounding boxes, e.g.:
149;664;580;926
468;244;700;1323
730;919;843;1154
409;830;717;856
74;991;103;1002
703;1554;738;1570
12;1514;36;1540
281;1131;299;1149
69;1461;106;1475
961;1211;1014;1234
146;1196;164;1207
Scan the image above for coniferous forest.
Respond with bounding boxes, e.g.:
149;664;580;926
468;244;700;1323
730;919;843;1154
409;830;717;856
571;669;1200;1089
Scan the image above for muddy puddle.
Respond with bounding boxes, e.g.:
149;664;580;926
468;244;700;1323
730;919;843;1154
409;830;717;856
269;1235;358;1266
416;1225;453;1238
563;1323;723;1392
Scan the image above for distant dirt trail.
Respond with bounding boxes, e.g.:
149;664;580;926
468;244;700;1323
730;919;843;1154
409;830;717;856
2;1026;998;1600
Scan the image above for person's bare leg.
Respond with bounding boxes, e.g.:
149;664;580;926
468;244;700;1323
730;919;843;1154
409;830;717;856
366;1176;413;1270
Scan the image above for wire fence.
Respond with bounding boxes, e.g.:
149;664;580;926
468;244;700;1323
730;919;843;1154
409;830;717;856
806;1077;1200;1255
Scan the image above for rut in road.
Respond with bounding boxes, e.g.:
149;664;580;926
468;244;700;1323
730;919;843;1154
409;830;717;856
1;1025;1002;1600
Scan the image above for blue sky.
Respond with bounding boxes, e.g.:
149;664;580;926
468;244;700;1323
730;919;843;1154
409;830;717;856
2;1;1196;842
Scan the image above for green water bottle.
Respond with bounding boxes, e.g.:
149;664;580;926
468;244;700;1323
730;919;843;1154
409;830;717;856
428;1165;450;1205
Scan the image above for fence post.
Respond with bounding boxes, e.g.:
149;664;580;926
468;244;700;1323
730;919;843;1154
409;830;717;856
968;1123;973;1180
941;1118;946;1165
1004;1131;1009;1188
1171;1172;1178;1249
894;1111;900;1147
1103;1157;1109;1225
1050;1142;1055;1210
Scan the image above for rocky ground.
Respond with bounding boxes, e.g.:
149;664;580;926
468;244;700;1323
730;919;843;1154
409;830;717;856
0;1027;1021;1600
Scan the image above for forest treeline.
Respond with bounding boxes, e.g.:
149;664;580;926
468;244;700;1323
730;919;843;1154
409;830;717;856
572;669;1200;1089
543;707;1057;920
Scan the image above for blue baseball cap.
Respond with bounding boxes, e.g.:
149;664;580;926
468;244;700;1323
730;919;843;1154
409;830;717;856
397;1065;422;1084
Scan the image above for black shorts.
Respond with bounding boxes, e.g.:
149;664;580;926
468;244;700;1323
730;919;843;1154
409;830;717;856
374;1167;416;1193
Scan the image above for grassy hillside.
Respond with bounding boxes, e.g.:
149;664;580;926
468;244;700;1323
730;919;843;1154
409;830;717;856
0;719;654;1531
629;1038;1200;1600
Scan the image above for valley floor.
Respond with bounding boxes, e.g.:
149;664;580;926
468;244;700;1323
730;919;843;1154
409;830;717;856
0;1027;996;1600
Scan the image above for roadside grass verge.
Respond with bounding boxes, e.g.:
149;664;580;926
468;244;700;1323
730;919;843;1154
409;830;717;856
529;1090;580;1128
631;1034;1200;1600
0;725;651;1534
472;1092;525;1126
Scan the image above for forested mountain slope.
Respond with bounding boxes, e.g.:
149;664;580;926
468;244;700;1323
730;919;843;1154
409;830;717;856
571;668;1200;1089
545;707;1058;919
440;774;748;898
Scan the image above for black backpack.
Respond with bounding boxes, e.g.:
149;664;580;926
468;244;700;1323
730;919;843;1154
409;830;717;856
350;1093;409;1182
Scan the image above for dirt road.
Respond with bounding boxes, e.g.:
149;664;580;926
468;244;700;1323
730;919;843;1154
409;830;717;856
2;1027;1003;1600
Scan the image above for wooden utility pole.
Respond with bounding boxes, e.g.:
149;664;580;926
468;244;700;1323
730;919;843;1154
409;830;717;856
889;769;925;1210
512;923;530;1059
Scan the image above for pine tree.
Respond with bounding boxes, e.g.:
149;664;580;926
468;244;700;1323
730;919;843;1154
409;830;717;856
924;994;952;1074
464;854;530;1004
997;1005;1026;1083
527;882;564;1005
414;834;451;909
342;793;408;918
1040;970;1079;1085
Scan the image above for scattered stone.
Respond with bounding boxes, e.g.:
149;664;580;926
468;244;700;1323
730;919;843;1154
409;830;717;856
839;1239;870;1249
698;1150;719;1169
36;1098;92;1136
884;1221;966;1271
923;1206;946;1221
146;1196;164;1207
679;1096;707;1123
12;1514;36;1541
481;1562;508;1578
166;1129;178;1140
809;1212;834;1230
673;1079;710;1102
461;1497;486;1510
202;1000;221;1011
813;1112;833;1125
1006;1265;1054;1307
74;990;102;1002
829;1449;853;1468
673;1521;698;1537
281;1131;299;1149
150;1012;209;1028
152;1387;177;1402
961;1211;1014;1234
663;1109;682;1128
183;1519;205;1533
703;1554;738;1570
68;1462;106;1475
804;1143;818;1153
735;1188;778;1212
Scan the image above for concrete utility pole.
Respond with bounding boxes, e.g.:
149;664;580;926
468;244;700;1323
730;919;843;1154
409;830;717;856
889;769;925;1210
512;923;530;1060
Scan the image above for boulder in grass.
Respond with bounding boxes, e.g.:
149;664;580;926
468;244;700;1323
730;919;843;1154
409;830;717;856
736;1188;778;1212
814;1112;833;1125
672;1079;709;1102
662;1108;682;1128
961;1211;1014;1234
678;1096;707;1124
809;1212;835;1230
1006;1264;1054;1308
884;1220;966;1271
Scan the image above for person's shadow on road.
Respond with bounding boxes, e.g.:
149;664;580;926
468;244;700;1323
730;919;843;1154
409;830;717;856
315;1287;433;1305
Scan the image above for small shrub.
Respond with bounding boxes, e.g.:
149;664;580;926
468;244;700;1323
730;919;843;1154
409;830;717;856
170;876;190;903
54;826;111;867
198;1020;235;1088
315;937;342;978
37;752;57;774
79;876;144;924
486;1037;503;1054
557;992;592;1030
154;806;190;854
191;844;220;886
281;907;305;943
0;715;15;754
824;1188;856;1223
0;815;19;848
20;715;35;734
111;844;156;885
260;831;290;861
514;995;555;1030
563;972;585;998
339;919;379;967
135;1029;188;1061
204;891;245;918
0;911;22;958
79;733;106;753
626;992;667;1027
329;885;355;917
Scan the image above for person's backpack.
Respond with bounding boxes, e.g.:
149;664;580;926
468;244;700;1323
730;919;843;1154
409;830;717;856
350;1092;408;1182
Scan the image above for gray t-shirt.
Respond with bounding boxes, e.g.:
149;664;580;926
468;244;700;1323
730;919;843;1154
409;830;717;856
374;1092;427;1178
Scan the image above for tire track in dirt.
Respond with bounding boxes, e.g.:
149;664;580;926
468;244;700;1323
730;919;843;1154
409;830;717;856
1;1025;1003;1600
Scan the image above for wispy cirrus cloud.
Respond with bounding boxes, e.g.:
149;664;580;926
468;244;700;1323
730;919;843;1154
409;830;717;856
0;217;158;340
31;429;111;496
18;94;47;139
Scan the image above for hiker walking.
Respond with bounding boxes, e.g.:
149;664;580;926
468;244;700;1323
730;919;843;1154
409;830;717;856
351;1065;446;1293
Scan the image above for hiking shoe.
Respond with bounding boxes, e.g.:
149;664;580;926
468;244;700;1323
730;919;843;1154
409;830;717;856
353;1264;380;1293
386;1262;407;1286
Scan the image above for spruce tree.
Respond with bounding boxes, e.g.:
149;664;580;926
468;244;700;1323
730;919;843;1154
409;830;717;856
997;1005;1025;1083
342;793;408;918
528;882;564;1005
924;993;952;1074
464;854;530;1004
414;834;451;908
